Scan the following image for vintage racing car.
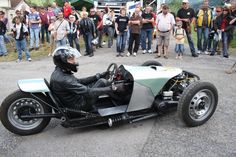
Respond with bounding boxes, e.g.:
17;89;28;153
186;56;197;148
0;61;218;135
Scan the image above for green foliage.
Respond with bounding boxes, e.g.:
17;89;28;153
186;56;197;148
25;0;54;7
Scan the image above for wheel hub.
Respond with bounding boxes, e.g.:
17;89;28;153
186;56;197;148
8;98;44;130
189;90;214;121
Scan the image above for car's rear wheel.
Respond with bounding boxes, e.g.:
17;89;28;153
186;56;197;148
141;60;162;66
0;90;51;135
178;81;218;127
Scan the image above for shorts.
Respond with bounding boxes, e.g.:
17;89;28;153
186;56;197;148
175;44;185;54
157;32;170;47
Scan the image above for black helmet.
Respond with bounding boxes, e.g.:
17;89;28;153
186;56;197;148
52;46;81;73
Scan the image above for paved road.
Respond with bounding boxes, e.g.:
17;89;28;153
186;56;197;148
0;42;236;157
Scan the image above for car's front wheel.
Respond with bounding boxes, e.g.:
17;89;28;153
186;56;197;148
178;81;218;127
0;90;52;135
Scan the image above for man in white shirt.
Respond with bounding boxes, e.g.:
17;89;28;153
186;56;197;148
156;4;175;59
54;12;69;47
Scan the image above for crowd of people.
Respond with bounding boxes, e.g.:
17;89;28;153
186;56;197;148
0;0;236;62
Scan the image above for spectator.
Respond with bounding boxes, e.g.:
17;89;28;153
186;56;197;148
63;1;72;19
54;12;69;47
115;8;129;57
195;3;213;55
47;6;55;21
79;11;96;57
52;2;62;17
21;5;29;23
39;7;50;44
176;0;198;57
28;6;41;51
48;16;56;56
70;7;79;23
0;11;8;25
156;4;175;59
0;17;7;56
102;8;115;48
141;6;154;54
209;6;223;56
12;16;31;62
68;15;80;52
174;21;186;59
96;10;104;48
127;7;142;57
12;10;26;24
89;8;102;38
211;6;232;58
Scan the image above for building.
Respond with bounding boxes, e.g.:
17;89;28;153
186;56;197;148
0;0;30;29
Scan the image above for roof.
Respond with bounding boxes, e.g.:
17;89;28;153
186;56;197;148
11;0;24;8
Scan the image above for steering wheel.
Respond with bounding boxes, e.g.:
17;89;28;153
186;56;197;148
106;63;118;82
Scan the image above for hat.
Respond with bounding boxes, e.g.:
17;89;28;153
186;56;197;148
182;0;189;3
69;14;75;18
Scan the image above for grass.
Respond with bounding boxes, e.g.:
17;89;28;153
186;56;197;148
0;38;85;62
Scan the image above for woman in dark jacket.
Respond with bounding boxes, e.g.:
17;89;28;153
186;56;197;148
214;7;233;58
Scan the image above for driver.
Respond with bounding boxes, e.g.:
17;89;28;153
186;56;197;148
50;46;116;111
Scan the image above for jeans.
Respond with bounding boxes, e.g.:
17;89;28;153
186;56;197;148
0;35;7;55
107;27;114;48
16;38;31;60
83;32;93;54
175;44;185;54
116;31;127;53
141;28;153;50
186;31;196;54
197;27;209;52
97;29;103;47
222;32;228;57
30;27;40;48
128;33;140;53
56;37;67;47
41;24;49;43
68;34;80;52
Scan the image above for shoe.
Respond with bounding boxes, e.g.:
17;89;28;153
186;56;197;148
99;45;103;48
84;53;89;56
119;54;124;57
29;48;34;51
35;47;39;51
179;56;183;60
155;55;161;58
223;55;229;58
148;49;153;54
204;51;209;55
16;59;21;63
164;56;168;59
210;53;214;56
192;53;198;57
126;52;130;57
102;41;106;46
89;53;94;57
142;50;147;54
116;54;120;57
176;55;179;59
133;52;137;57
197;50;201;54
27;58;32;62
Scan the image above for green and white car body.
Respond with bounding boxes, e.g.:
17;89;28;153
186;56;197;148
122;65;183;112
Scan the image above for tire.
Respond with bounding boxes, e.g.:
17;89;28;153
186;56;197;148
0;90;52;135
141;60;162;66
178;81;218;127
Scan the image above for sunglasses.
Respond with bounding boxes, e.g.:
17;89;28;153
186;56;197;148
216;10;222;13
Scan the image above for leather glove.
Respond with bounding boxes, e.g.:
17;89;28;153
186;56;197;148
111;83;125;92
95;71;108;80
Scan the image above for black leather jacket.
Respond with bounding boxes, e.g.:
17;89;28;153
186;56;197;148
50;67;111;110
